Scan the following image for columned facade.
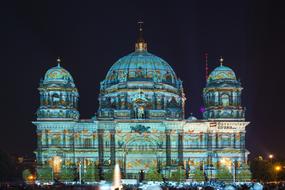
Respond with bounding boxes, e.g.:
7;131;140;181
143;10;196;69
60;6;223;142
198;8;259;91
33;29;251;182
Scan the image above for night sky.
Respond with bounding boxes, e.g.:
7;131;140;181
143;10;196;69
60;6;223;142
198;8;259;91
1;1;284;159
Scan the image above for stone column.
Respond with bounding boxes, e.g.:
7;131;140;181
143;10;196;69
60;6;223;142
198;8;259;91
37;131;42;149
63;130;67;147
233;133;236;148
46;130;50;147
215;133;219;148
40;92;43;105
199;132;204;148
236;132;241;148
178;132;184;166
58;132;63;147
73;94;76;107
110;130;116;166
41;130;46;147
98;129;104;166
211;133;216;150
92;133;96;147
229;133;233;148
166;130;171;166
47;93;51;105
240;132;246;162
207;133;212;150
203;133;207;149
240;132;245;149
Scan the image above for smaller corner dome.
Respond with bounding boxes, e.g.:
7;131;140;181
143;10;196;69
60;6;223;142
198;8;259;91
207;65;237;83
43;64;74;84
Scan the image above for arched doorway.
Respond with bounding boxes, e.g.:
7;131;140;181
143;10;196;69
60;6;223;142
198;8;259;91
122;138;161;179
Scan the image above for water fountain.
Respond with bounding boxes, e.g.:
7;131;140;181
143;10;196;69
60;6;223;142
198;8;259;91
112;164;122;190
99;164;122;190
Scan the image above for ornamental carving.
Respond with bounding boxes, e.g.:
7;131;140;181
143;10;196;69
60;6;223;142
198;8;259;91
130;125;150;134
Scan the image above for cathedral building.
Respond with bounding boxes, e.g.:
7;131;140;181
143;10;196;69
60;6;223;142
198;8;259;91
33;26;251;182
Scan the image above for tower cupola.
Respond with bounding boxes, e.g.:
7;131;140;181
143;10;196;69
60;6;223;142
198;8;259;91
203;57;245;120
36;58;79;120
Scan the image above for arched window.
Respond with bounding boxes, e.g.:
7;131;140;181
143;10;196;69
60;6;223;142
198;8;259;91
221;134;231;148
51;135;61;146
84;138;92;148
221;94;230;106
52;93;60;106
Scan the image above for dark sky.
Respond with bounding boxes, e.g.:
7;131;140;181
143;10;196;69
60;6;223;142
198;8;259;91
1;1;284;159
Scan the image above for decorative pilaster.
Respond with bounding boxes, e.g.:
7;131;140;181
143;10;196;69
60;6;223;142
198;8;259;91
110;130;116;166
233;133;236;148
178;132;184;166
98;129;104;166
215;133;219;148
240;132;246;162
46;130;50;147
166;130;171;166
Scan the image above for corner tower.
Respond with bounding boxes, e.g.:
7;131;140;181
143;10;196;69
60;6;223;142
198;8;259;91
36;58;79;120
203;57;245;120
97;23;185;120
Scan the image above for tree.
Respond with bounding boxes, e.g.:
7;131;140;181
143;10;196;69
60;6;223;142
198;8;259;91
216;166;233;181
250;157;274;181
169;166;185;182
192;168;204;182
36;166;52;181
59;167;76;181
22;169;32;182
104;168;114;181
236;169;251;182
145;166;163;181
82;166;99;182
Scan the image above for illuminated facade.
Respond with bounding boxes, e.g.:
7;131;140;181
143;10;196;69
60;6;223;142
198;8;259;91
33;27;251;182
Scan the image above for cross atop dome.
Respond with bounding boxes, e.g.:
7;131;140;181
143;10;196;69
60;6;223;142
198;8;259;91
135;21;147;51
219;56;224;66
138;21;143;32
57;57;61;67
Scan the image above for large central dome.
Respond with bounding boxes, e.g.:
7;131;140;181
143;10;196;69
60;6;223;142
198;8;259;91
97;24;184;120
103;49;178;88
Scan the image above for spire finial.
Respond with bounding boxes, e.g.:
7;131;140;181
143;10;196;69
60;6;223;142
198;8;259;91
137;21;144;41
138;21;143;32
135;21;147;51
205;53;209;82
219;56;224;66
57;57;61;67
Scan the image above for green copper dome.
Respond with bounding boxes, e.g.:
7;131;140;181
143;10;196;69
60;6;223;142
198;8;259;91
43;60;74;85
207;65;237;83
207;58;238;85
104;49;178;88
98;24;184;120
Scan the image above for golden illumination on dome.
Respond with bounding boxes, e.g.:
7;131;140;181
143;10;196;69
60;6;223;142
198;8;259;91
135;41;147;51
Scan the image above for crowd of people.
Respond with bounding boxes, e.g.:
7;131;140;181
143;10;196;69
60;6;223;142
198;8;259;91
0;181;285;189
